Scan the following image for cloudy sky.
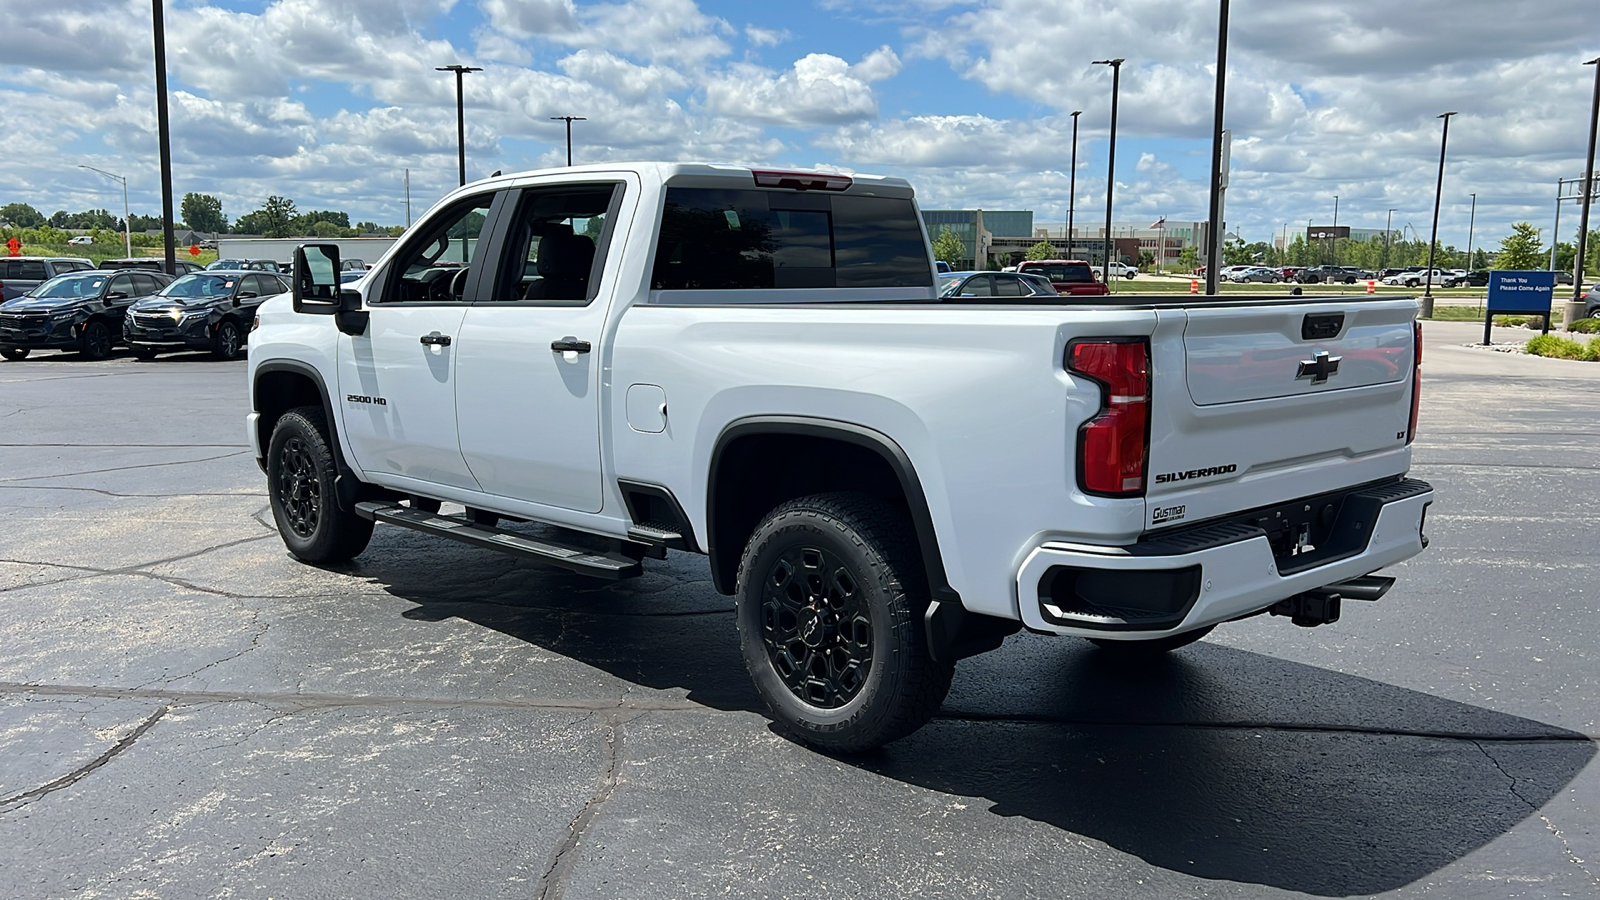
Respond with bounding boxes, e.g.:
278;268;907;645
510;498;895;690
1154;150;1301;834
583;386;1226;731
1;0;1597;247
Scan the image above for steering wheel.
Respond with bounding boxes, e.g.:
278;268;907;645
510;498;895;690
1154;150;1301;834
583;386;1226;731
448;267;471;301
424;267;472;302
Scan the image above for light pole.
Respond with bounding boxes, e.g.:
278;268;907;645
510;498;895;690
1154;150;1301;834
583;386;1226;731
152;0;176;274
1331;194;1340;265
78;165;132;259
1573;57;1600;316
1466;193;1477;271
1423;111;1458;317
436;64;482;186
1092;58;1124;285
1204;0;1230;294
550;116;587;167
1384;208;1396;271
1066;110;1081;259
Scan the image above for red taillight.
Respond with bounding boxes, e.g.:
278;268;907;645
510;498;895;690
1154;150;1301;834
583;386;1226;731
1068;339;1151;496
1407;320;1422;444
751;169;853;192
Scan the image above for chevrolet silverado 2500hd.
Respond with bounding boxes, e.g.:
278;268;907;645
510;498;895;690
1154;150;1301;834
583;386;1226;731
248;162;1432;751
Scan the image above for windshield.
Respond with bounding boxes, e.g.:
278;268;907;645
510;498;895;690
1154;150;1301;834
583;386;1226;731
31;273;109;299
159;274;234;299
937;274;965;297
208;259;246;270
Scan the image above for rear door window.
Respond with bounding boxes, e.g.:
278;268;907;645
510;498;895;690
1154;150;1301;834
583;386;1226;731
651;188;932;291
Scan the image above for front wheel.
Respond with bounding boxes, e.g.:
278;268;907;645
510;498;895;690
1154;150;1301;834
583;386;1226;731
0;347;28;361
267;406;374;563
1088;625;1214;657
735;493;953;752
79;320;113;360
212;319;243;360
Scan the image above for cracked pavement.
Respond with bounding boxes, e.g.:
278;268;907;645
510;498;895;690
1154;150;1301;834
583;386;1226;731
0;322;1597;898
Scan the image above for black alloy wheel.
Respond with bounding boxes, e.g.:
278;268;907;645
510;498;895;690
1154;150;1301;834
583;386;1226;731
760;541;874;709
276;435;321;539
212;319;242;360
0;347;28;361
736;492;953;752
79;320;113;360
267;406;374;563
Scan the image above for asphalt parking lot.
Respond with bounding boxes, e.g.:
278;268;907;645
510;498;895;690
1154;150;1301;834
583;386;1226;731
1;320;1597;899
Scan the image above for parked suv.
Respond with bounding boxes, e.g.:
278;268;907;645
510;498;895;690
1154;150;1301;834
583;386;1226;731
0;256;96;301
1443;270;1490;288
124;269;287;360
1014;259;1110;295
0;269;172;360
1298;265;1357;284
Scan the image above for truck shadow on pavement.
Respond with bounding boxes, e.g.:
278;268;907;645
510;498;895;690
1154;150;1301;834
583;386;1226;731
358;537;1594;897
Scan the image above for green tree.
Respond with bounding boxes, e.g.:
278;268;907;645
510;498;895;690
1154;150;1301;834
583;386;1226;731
181;193;226;234
931;226;964;267
1471;248;1490;270
1;203;45;228
235;196;298;237
1178;245;1199;272
1024;240;1055;261
299;209;350;229
1494;223;1545;270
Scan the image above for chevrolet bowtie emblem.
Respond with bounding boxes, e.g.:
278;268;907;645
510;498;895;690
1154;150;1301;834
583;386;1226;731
1296;350;1342;384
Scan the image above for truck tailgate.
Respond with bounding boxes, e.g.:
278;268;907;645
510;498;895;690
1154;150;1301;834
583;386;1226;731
1143;298;1418;532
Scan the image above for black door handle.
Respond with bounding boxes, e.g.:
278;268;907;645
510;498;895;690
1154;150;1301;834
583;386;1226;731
420;332;452;346
550;338;591;353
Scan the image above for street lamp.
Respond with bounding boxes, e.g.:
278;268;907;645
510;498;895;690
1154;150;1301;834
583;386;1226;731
1466;193;1477;271
1204;0;1230;295
1092;58;1124;285
1331;194;1340;265
550;116;587;167
78;165;132;259
152;0;176;274
436;64;483;186
1384;208;1396;271
1423;111;1458;317
1066;110;1082;259
1573;57;1600;314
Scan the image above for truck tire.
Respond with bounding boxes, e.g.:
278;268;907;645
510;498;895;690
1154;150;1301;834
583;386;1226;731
1;347;28;361
212;319;243;361
267;405;373;564
735;492;953;752
1088;625;1214;657
79;320;113;360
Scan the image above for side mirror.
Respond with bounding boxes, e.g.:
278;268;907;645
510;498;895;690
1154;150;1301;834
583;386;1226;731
106;291;129;300
292;243;341;315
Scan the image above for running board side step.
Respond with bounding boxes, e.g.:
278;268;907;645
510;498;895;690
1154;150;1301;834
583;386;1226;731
354;502;642;580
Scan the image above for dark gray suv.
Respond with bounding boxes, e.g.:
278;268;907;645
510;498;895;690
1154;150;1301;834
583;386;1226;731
0;257;96;301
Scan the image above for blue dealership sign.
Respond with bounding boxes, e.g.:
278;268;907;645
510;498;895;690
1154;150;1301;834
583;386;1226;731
1486;270;1556;313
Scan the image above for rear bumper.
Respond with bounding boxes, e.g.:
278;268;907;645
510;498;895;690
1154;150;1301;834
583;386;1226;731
1016;478;1433;639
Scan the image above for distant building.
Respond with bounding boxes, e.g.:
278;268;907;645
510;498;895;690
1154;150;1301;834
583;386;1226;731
921;210;1032;269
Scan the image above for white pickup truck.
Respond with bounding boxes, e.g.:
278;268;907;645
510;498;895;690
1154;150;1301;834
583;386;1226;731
248;162;1432;751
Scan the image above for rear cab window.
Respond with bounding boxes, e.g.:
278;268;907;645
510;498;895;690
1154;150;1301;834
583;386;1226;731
648;173;935;303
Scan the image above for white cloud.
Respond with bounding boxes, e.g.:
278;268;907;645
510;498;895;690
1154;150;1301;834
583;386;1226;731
704;48;901;126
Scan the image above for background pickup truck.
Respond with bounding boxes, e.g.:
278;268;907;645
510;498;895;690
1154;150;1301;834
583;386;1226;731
248;162;1433;751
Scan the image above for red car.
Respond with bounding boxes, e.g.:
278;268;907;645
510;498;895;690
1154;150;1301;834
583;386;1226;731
1014;259;1110;296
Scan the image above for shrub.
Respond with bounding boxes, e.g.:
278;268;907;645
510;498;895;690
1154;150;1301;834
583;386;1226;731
1525;334;1587;359
1569;318;1600;334
1585;338;1600;362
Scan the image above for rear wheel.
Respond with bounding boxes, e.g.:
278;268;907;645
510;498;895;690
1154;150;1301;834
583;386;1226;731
736;492;953;752
79;320;114;360
267;406;373;563
212;319;243;360
1088;625;1214;657
0;347;28;361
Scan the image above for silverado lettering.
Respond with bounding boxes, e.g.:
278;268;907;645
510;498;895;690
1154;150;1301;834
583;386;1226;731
1153;463;1237;484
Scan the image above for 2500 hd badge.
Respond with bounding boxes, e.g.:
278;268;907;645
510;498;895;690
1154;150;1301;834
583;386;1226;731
1153;463;1237;484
